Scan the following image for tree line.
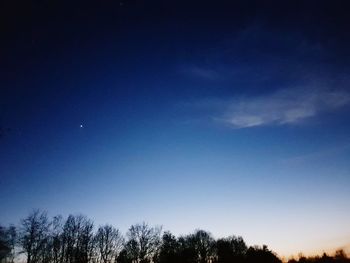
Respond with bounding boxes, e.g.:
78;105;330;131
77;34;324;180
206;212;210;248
0;210;348;263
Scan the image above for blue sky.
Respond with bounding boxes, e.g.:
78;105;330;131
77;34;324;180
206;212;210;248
1;0;350;258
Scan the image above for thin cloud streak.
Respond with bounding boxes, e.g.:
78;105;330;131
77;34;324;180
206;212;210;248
181;65;220;80
279;142;350;167
219;88;350;128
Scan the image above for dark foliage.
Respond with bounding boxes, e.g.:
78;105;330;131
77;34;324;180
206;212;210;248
0;210;349;263
287;250;350;263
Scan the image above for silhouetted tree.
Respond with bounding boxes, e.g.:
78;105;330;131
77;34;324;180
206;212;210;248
61;215;94;263
190;230;216;263
175;230;215;263
320;253;332;263
51;215;64;263
116;249;131;263
5;209;350;263
246;245;281;263
287;250;350;263
177;236;198;263
4;225;16;263
335;250;348;263
0;225;12;262
156;231;179;263
216;236;247;263
95;225;123;263
123;240;140;263
62;215;77;263
74;215;94;263
125;222;162;263
19;210;51;263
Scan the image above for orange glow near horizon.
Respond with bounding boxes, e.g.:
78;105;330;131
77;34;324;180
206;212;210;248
276;241;350;260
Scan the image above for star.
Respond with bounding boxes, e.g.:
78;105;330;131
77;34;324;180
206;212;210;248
80;124;84;128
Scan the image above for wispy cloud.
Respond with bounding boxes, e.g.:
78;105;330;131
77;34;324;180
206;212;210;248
181;65;220;80
281;142;350;165
218;88;350;128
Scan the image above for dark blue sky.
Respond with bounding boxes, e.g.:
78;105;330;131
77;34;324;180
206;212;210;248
1;0;350;257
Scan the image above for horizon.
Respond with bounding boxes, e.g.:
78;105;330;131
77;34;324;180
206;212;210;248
1;0;350;260
1;209;350;260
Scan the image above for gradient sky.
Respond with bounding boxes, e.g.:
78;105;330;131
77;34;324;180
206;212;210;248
1;0;350;258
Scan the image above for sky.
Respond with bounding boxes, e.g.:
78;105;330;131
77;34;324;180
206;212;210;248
1;0;350;258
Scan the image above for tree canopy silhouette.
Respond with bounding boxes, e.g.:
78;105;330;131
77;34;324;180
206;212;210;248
0;210;348;263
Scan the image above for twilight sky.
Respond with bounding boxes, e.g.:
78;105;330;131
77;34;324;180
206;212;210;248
1;0;350;258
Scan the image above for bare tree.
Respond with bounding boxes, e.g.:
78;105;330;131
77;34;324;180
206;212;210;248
51;215;64;263
184;230;215;263
0;225;12;262
75;216;94;263
6;225;17;263
19;210;51;263
62;215;76;263
95;225;123;263
125;222;162;263
61;214;95;263
0;225;17;263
